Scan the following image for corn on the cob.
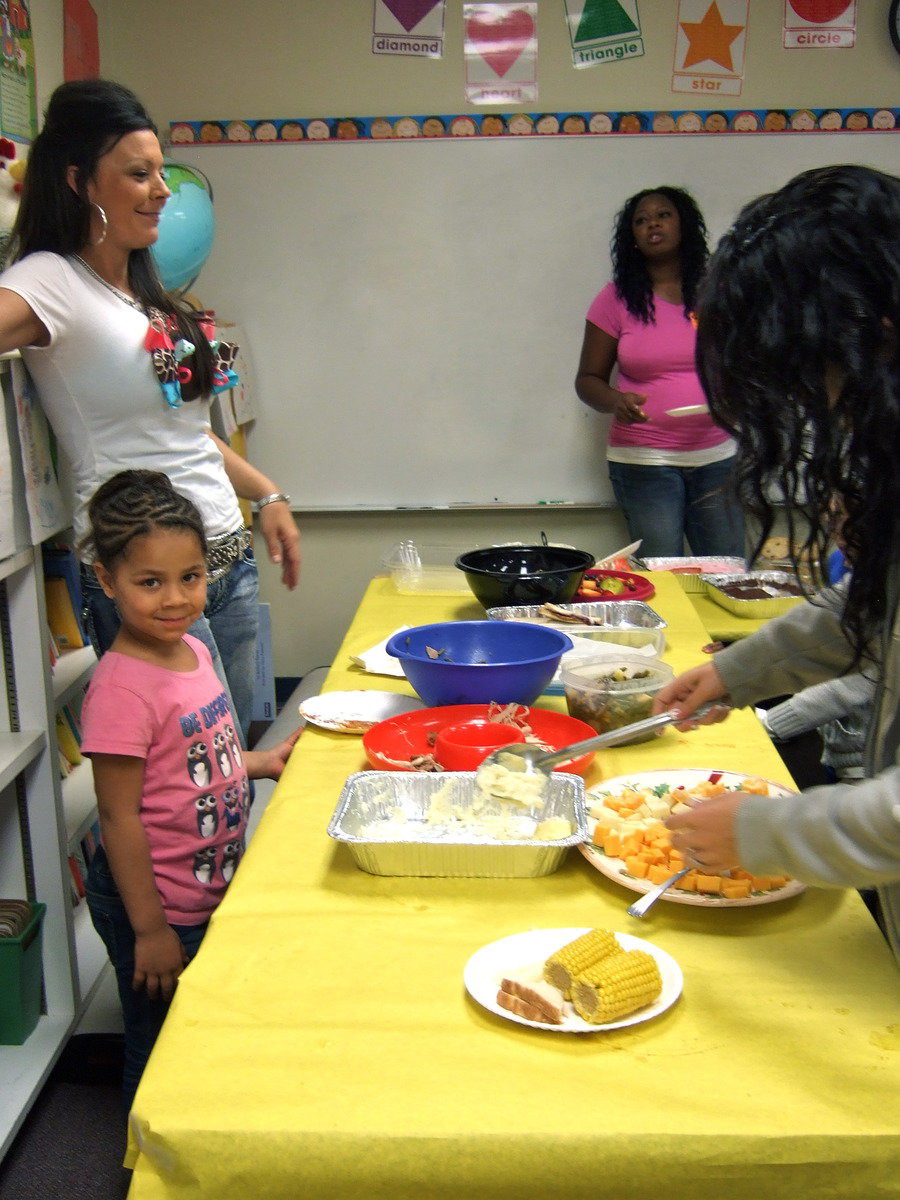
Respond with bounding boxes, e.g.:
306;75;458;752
571;949;662;1024
543;928;618;998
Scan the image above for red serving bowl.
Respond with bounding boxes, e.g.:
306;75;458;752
573;568;655;603
433;719;526;771
363;704;597;775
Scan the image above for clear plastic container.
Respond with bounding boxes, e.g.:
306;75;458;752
560;657;674;743
382;540;475;594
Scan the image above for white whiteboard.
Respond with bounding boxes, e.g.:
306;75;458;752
178;132;897;509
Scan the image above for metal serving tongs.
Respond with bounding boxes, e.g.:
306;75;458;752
476;703;723;804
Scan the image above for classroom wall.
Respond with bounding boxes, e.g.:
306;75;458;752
85;3;900;676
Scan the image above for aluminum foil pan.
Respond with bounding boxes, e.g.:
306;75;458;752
328;770;587;878
701;570;806;619
486;600;666;655
640;556;747;592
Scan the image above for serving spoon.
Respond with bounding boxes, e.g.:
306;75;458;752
476;703;722;804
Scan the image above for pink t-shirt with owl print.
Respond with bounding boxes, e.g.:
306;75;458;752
81;635;249;925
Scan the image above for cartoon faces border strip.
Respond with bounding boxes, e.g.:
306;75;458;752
169;107;897;145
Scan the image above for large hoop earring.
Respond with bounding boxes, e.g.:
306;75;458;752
90;202;108;246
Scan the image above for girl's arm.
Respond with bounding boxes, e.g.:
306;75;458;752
574;321;647;424
0;287;49;352
207;431;301;590
244;729;303;781
91;753;187;1000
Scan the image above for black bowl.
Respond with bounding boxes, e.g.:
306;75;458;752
455;545;596;609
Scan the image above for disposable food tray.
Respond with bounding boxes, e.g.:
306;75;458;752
640;556;746;592
486;600;666;656
702;570;805;619
328;770;587;878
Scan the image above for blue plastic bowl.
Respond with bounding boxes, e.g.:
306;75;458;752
385;621;573;707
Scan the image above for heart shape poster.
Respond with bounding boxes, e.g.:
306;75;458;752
464;2;537;103
466;3;535;76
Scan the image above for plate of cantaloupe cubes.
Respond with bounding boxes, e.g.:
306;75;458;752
581;769;806;907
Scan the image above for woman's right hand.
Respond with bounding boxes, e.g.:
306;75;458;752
133;925;188;1001
652;661;731;727
612;390;648;424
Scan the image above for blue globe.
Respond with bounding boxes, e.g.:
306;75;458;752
151;161;215;293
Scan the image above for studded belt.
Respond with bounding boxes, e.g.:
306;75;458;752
206;527;252;583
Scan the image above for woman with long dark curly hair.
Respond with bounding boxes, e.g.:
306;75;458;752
653;165;900;961
575;185;745;558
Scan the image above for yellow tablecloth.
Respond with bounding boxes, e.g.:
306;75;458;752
126;575;899;1200
687;588;771;642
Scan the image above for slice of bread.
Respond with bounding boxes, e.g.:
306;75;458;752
497;976;565;1024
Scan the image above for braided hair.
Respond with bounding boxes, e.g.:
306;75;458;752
10;79;216;396
695;164;900;661
81;470;207;570
610;186;709;323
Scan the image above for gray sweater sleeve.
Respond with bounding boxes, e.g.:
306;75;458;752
763;673;877;741
736;767;900;889
712;589;857;708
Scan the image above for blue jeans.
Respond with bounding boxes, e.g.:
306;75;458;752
608;457;746;559
81;547;260;744
85;845;209;1115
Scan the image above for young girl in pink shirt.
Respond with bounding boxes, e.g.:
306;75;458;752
80;470;298;1113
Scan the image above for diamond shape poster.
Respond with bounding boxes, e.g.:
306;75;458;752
372;0;445;58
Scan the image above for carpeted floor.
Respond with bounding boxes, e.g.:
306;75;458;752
0;1034;131;1200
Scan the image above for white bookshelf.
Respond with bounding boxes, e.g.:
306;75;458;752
0;367;102;1159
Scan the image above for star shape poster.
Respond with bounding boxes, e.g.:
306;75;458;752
672;0;748;97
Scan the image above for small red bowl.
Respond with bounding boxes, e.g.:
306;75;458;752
433;720;526;771
573;568;655;603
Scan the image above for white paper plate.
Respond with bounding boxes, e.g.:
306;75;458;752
464;926;682;1033
581;769;806;908
299;691;424;734
666;404;708;417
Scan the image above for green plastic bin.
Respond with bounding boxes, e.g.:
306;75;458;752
0;902;46;1045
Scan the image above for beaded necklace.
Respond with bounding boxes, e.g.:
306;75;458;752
73;255;239;408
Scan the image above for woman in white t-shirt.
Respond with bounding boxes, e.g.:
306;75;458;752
0;79;300;742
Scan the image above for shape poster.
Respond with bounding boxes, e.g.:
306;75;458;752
565;0;645;69
464;3;538;105
372;0;445;58
783;0;856;49
672;0;749;98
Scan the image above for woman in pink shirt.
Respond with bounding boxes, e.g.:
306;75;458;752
575;186;745;559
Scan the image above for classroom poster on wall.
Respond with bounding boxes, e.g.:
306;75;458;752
672;0;748;97
464;2;537;104
782;0;857;49
372;0;445;58
0;0;37;141
565;0;645;68
11;359;67;541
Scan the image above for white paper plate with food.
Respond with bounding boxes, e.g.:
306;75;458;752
463;926;682;1033
581;769;806;907
299;691;424;734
